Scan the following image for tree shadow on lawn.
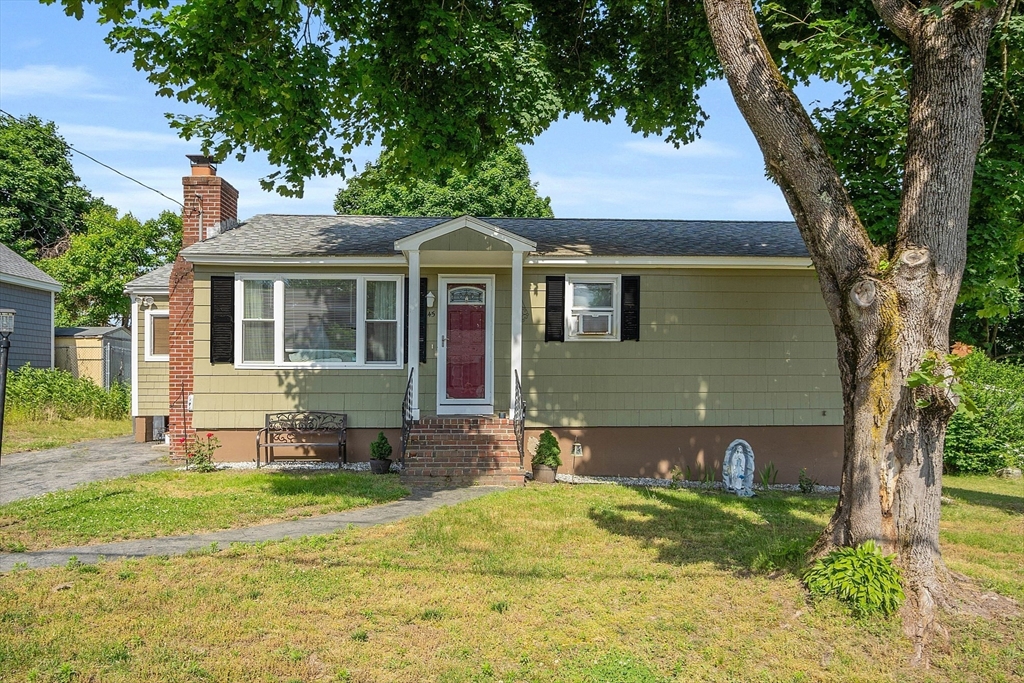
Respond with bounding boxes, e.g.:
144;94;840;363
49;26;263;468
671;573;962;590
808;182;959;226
943;486;1023;515
588;487;835;575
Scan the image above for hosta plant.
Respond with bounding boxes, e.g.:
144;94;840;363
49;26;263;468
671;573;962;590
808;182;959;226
803;540;905;617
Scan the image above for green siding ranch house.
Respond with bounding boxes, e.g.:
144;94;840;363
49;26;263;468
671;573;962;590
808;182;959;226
126;157;843;485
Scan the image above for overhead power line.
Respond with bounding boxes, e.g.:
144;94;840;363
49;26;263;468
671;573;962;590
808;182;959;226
0;108;184;209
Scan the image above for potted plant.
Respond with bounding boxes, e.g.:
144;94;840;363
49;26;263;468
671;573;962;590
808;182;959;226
369;431;393;474
531;430;562;483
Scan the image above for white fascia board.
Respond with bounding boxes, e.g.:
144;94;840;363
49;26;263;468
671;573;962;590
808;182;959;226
0;272;62;293
183;254;407;266
394;215;537;252
124;286;170;296
524;255;814;270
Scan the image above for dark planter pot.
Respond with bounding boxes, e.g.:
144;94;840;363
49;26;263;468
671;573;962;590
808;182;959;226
532;464;557;484
370;459;392;474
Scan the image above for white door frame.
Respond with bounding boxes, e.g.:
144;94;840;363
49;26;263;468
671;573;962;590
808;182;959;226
436;274;495;415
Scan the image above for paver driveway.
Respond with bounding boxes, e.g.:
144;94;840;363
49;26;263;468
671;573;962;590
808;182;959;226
0;436;170;505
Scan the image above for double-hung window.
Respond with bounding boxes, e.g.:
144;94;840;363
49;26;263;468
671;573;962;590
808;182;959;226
236;274;403;368
565;275;620;341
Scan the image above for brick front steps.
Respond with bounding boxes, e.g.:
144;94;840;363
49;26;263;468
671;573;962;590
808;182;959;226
401;416;526;487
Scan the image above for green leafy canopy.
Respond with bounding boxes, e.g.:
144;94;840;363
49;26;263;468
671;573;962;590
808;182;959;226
335;142;553;217
39;206;181;327
46;0;719;196
0;113;103;259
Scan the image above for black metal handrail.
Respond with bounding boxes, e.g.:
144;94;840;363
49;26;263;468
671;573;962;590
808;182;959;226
514;369;526;468
400;368;416;468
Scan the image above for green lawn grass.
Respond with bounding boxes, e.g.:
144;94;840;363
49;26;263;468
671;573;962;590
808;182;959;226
0;470;408;551
0;475;1019;682
1;416;132;453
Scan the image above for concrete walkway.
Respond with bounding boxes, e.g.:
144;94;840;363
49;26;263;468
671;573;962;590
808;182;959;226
0;436;171;505
0;486;503;572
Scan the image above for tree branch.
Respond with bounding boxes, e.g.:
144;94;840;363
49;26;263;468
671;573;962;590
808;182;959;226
703;0;876;289
871;0;921;44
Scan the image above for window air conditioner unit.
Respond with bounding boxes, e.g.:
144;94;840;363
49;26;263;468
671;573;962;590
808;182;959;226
578;312;612;335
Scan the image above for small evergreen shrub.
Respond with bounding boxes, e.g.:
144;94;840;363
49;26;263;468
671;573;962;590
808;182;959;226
944;352;1024;474
4;365;130;421
532;429;562;468
370;431;392;460
803;540;905;617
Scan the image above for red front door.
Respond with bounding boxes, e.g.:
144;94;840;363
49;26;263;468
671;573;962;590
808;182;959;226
445;284;487;400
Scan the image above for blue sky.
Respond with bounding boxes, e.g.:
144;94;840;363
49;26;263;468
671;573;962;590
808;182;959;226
0;1;843;222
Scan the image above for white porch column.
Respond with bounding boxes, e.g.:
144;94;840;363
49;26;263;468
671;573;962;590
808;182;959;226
407;250;421;419
510;250;524;412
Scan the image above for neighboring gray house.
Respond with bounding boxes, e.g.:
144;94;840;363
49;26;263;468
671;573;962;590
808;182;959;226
0;242;61;370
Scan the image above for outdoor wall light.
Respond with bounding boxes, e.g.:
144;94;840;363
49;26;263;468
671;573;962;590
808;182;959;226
425;291;436;308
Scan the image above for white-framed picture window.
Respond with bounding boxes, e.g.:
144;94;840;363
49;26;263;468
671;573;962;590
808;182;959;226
144;309;170;361
565;275;620;341
235;273;404;369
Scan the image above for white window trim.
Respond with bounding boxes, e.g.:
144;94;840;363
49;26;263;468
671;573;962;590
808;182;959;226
565;274;621;342
144;309;170;362
233;273;405;370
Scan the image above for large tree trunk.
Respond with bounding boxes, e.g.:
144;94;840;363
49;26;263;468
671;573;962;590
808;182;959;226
703;0;1004;660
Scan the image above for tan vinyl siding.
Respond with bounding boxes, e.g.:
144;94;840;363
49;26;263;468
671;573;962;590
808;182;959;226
421;228;512;252
522;269;841;428
137;297;169;416
192;266;410;430
187;264;839;430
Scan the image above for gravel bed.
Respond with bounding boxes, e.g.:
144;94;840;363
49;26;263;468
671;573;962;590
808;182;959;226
555;472;839;494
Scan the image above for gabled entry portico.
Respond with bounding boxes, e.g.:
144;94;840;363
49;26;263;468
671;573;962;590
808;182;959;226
395;216;536;419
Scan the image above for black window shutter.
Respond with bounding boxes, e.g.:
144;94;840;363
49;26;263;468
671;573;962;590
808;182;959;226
621;275;641;341
419;277;428;363
403;277;409;364
209;276;235;363
545;275;565;342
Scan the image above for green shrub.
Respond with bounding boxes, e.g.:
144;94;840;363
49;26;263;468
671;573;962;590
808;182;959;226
532;429;562;468
945;352;1024;474
369;431;392;460
4;365;129;421
803;540;905;617
797;468;817;494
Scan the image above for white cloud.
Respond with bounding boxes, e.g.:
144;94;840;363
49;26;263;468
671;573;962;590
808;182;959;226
622;138;740;159
0;64;118;100
59;124;187;151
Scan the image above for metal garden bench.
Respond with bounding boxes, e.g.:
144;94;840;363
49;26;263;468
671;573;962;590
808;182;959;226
255;411;348;468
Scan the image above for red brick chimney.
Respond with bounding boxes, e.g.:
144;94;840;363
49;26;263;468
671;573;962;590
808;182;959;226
168;155;238;458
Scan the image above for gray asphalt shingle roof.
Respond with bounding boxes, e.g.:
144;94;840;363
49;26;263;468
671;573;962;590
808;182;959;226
0;242;61;288
55;326;130;339
136;215;808;293
181;215;809;259
124;263;175;294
